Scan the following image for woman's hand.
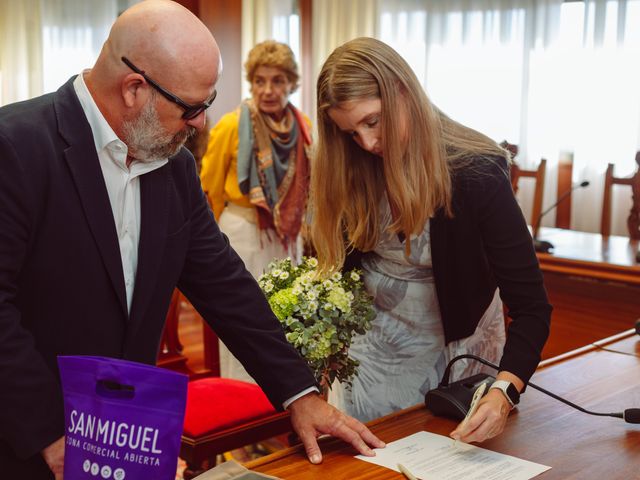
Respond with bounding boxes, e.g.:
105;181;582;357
449;389;511;443
450;371;524;443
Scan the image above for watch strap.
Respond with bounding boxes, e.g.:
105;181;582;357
489;380;520;407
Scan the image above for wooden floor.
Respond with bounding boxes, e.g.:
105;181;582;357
174;272;639;372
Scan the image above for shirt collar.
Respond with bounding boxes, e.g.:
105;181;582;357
73;71;168;174
73;71;121;155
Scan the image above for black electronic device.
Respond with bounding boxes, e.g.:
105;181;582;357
533;239;554;253
425;354;640;424
424;373;494;421
532;180;590;253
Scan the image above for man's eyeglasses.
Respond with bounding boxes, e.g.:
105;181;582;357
121;56;216;120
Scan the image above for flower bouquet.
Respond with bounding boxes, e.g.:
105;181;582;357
258;257;375;390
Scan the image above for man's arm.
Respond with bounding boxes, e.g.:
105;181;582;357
0;131;66;460
175;153;318;405
174;153;385;459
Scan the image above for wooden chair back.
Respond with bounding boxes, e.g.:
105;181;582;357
601;152;640;239
555;153;575;229
157;289;189;374
501;141;547;236
158;289;219;377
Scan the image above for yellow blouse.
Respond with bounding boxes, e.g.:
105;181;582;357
199;110;250;221
199;108;311;221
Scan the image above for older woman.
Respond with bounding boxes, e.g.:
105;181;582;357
200;40;311;381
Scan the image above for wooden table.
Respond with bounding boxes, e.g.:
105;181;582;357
535;227;640;285
247;330;640;479
531;227;639;358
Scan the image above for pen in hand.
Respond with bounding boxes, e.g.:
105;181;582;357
397;463;419;480
453;381;486;446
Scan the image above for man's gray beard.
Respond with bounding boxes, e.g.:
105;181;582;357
122;99;196;163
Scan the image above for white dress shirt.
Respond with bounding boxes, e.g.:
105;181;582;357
73;72;167;312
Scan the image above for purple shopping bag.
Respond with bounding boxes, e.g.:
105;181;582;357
58;356;188;480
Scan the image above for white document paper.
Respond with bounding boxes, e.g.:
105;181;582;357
356;431;550;480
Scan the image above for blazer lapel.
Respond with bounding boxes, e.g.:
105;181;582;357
55;78;128;318
129;165;169;326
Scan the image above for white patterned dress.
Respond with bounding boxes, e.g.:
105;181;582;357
329;198;506;422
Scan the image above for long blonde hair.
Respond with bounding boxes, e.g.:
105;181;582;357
312;37;507;273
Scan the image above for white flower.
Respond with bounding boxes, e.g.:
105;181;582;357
324;302;335;310
299;273;313;288
306;257;318;267
292;284;303;295
279;271;290;280
350;271;360;281
322;279;333;289
308;301;318;311
263;281;274;293
306;290;317;301
331;272;342;282
271;269;282;277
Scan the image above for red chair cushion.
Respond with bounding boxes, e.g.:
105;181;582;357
183;377;277;437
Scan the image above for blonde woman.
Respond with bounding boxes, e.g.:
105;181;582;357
312;37;551;443
200;41;311;381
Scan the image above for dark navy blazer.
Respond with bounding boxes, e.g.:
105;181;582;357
0;78;316;477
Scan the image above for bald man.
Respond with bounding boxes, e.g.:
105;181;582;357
0;1;383;478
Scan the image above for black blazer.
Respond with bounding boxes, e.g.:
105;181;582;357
0;78;316;477
346;156;551;388
430;156;551;384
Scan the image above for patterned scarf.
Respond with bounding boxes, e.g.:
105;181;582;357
237;99;311;248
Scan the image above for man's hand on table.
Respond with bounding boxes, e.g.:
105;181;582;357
288;392;386;464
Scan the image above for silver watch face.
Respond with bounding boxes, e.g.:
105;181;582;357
506;382;520;405
492;381;519;406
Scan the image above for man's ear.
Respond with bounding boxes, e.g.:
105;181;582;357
121;73;146;109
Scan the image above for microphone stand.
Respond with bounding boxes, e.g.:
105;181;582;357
532;181;589;253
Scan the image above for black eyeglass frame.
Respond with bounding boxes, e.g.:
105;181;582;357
121;56;216;120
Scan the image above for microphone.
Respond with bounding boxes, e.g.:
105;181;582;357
425;354;640;424
532;180;590;253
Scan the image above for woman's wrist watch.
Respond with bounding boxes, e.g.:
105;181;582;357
489;380;520;408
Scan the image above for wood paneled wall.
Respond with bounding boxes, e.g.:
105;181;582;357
177;0;243;125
